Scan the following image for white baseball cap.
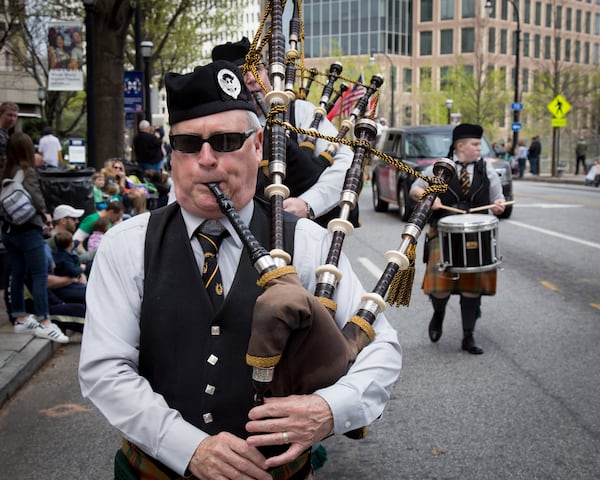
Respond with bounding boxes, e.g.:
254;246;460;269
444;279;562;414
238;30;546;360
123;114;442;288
53;204;85;221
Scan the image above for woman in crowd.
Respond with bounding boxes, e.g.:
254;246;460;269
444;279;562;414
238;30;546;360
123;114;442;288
0;133;68;343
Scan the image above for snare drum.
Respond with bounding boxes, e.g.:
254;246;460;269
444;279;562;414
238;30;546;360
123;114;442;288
437;214;501;273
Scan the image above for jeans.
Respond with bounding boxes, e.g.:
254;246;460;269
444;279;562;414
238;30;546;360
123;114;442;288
2;227;49;319
518;157;527;178
529;156;540;175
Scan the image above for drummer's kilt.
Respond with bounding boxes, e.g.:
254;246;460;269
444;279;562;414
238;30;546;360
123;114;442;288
423;229;497;296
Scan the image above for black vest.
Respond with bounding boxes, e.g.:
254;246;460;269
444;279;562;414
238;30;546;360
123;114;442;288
430;158;491;223
139;200;296;438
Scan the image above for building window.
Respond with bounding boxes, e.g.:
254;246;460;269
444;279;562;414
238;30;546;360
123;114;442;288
524;0;531;23
440;29;453;54
576;10;582;32
566;8;573;30
420;31;433;55
584;42;590;64
555;38;561;61
585;11;591;33
523;32;530;57
461;0;475;18
461;28;475;53
501;0;508;20
544;36;551;59
556;6;562;29
441;0;454;20
403;68;413;92
488;27;496;53
500;29;508;54
534;2;541;26
594;13;600;35
420;66;432;83
575;40;581;63
534;34;541;58
545;4;552;27
565;39;571;62
593;44;599;65
440;66;451;89
522;68;529;92
421;0;433;22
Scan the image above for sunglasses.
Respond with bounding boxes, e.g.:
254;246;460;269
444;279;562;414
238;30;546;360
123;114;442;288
169;129;255;154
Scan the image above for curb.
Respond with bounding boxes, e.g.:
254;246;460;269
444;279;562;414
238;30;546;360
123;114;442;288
0;325;56;408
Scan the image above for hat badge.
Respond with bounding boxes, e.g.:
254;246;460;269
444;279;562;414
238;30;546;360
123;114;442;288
217;68;241;99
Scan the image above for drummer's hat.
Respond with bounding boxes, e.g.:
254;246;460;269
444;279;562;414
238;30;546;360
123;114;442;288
452;123;483;144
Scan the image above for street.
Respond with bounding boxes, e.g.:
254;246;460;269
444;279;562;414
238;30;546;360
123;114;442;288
1;180;599;479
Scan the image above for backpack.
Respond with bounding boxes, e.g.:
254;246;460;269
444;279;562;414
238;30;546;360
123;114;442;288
0;169;37;225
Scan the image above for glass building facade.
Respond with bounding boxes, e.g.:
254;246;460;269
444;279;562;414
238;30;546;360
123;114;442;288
302;0;412;57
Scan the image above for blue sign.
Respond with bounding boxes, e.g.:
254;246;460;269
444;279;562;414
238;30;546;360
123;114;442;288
511;122;522;132
511;102;524;111
124;71;143;113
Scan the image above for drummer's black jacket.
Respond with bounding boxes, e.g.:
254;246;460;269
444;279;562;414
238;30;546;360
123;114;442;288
430;157;490;225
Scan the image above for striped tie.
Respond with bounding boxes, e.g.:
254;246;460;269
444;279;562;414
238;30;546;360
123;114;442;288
196;221;229;308
460;164;470;198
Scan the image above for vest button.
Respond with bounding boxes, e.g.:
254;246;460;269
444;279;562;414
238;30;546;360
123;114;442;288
203;413;213;424
205;384;216;395
207;354;218;365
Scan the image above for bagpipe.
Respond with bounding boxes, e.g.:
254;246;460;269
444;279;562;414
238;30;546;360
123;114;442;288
215;0;456;436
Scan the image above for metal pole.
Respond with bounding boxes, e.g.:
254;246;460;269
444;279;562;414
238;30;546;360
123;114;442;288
509;0;520;152
84;1;97;169
390;64;396;127
144;57;152;123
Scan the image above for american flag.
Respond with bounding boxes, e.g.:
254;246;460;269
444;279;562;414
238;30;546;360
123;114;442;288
327;73;366;121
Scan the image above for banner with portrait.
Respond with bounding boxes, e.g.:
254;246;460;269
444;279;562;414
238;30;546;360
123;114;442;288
48;21;84;91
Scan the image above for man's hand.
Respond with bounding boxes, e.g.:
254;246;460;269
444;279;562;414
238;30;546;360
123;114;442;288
283;197;309;218
188;432;270;480
491;199;505;216
246;394;333;469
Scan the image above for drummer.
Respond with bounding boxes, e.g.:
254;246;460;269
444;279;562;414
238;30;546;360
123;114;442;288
409;123;505;355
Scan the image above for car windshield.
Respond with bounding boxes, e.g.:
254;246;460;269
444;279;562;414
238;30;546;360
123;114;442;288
404;131;494;159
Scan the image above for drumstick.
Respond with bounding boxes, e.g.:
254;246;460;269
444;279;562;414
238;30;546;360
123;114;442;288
439;205;467;214
469;200;516;213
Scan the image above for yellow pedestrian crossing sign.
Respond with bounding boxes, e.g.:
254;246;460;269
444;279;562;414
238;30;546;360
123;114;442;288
547;94;571;118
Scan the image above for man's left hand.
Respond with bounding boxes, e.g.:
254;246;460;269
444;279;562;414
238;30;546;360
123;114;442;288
246;394;333;469
283;197;309;218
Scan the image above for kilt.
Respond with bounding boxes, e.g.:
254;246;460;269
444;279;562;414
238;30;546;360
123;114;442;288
422;228;497;296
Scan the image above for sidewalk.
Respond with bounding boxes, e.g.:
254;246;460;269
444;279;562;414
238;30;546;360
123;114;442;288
0;171;593;409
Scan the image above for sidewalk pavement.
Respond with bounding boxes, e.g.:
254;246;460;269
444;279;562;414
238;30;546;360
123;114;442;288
0;171;594;409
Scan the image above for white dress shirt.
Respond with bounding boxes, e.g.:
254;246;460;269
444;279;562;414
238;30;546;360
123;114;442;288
79;201;402;475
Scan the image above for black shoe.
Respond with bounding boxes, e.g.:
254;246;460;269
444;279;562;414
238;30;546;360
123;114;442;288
462;335;484;354
428;315;443;343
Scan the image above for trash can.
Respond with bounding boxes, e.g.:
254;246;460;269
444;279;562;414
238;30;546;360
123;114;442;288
37;166;96;217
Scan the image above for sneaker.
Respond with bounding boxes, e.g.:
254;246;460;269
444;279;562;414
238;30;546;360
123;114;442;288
14;315;41;334
34;323;69;344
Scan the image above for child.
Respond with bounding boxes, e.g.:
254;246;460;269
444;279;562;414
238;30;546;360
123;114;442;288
86;216;110;251
53;231;86;278
92;171;109;210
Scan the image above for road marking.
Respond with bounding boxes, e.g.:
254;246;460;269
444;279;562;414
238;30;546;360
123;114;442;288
540;280;560;291
505;220;600;250
515;203;582;208
358;257;383;279
40;403;92;417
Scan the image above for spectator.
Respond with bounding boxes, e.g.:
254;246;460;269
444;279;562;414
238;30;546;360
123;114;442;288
0;101;19;166
53;230;86;278
133;120;164;172
37;126;63;167
104;160;146;214
516;140;528;179
1;132;68;343
86;216;110;251
575;136;587;175
528;135;541;176
92;171;109;210
73;200;124;251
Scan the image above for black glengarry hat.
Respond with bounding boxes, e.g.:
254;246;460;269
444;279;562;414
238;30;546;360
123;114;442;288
165;60;257;125
452;123;483;144
211;37;251;66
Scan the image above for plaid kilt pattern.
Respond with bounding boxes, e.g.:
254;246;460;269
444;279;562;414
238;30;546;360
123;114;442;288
115;439;312;480
422;229;497;296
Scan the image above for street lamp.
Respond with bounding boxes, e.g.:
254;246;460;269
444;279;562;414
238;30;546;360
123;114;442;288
37;86;46;122
445;98;453;125
140;40;154;123
370;52;396;127
83;0;97;169
486;0;520;152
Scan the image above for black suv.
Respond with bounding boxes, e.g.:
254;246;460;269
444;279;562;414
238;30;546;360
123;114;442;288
371;125;513;220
